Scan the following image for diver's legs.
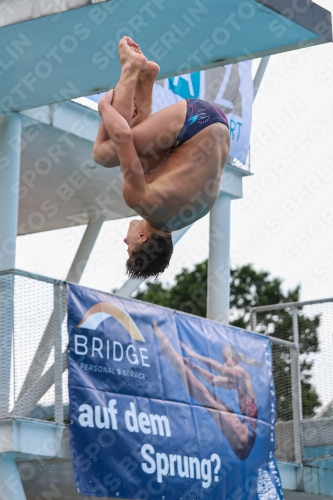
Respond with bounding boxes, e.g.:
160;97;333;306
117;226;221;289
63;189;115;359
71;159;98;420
112;36;147;125
131;61;160;127
92;36;146;166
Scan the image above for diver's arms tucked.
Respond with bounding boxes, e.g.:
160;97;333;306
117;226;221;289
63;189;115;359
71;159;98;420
93;119;119;168
92;93;120;168
97;98;148;207
117;137;148;207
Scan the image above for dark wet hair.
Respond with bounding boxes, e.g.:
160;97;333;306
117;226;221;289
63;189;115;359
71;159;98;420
126;233;173;279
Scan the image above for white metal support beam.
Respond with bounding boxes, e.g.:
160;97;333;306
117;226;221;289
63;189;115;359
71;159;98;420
0;114;21;271
66;217;104;283
54;284;63;425
253;57;270;100
0;115;21;419
207;193;232;323
207;57;270;323
17;218;104;404
292;306;303;465
0;273;14;418
0;456;27;500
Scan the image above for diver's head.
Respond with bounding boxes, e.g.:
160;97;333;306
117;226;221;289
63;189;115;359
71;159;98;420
124;220;173;279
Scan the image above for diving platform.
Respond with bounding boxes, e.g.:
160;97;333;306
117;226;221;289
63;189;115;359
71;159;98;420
0;0;331;113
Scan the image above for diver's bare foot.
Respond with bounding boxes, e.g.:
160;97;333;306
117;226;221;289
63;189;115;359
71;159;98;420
118;36;147;72
126;37;142;54
141;61;160;81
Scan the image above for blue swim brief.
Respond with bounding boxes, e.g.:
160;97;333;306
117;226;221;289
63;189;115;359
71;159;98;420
174;98;229;148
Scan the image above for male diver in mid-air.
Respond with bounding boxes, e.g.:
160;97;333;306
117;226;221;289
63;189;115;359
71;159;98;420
93;37;230;279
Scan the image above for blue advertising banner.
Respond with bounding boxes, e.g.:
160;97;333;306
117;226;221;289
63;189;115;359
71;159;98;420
67;283;284;500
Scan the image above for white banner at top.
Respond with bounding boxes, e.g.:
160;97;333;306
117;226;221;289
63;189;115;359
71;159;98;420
153;61;253;166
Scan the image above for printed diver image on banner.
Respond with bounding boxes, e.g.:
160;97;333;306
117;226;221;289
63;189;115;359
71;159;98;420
67;283;284;500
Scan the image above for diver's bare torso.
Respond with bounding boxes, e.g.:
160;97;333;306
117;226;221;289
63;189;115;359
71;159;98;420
137;118;230;231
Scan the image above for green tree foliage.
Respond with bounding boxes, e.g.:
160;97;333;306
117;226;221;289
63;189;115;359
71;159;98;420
135;262;321;418
136;262;208;317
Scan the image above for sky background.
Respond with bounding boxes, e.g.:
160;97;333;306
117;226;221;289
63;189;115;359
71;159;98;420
16;0;333;303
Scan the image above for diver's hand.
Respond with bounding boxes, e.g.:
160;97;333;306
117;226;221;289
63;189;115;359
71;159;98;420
98;89;114;116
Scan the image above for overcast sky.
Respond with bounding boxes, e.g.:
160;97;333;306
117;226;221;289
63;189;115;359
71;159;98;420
16;0;333;303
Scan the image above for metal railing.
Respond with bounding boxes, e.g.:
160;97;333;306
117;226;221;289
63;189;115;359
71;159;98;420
250;298;333;462
0;269;67;424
